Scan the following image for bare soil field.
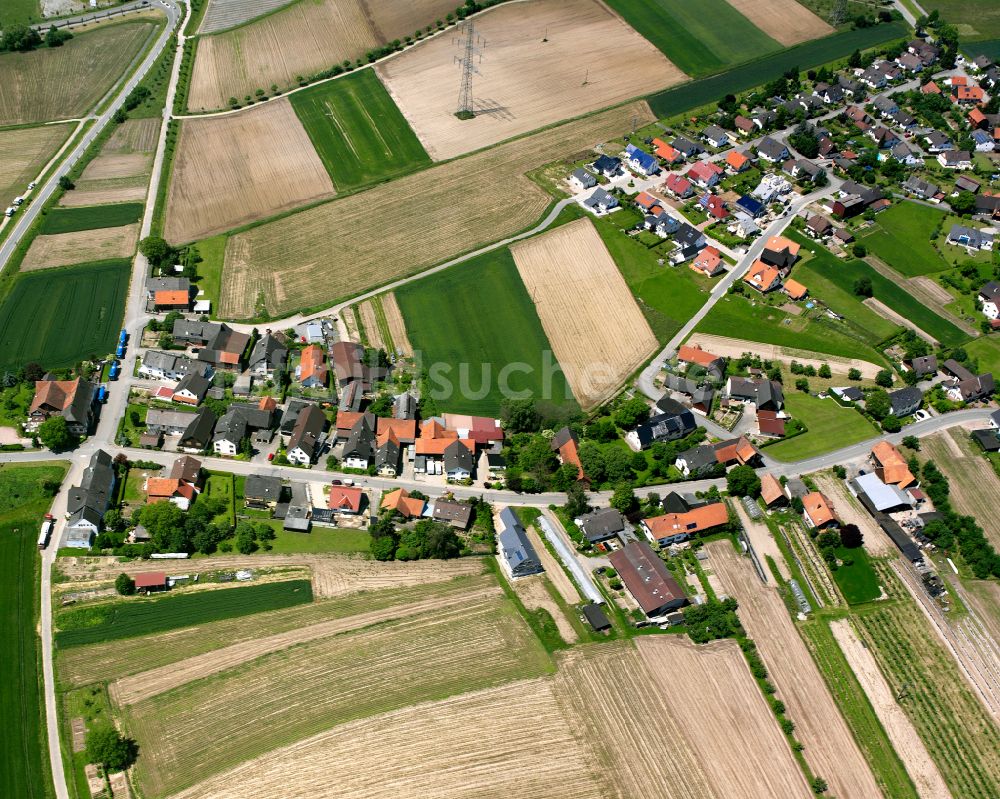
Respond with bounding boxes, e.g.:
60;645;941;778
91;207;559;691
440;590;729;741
734;501;790;581
356;299;384;350
219;101;652;318
104;116;160;153
707;540;882;799
57;572;491;688
910;276;955;305
0;122;72;206
60;183;148;206
21;224;139;270
688;333;882;378
813;473;896;557
169;678;607;799
377;0;683;161
509;575;577;644
125;596;550;798
188;0;456;110
164;99;335;243
723;0;832;45
382;292;412;356
511;218;657;409
112;582;502;705
81;153;151;181
830;619;951;799
526;515;580;604
61;118;159;208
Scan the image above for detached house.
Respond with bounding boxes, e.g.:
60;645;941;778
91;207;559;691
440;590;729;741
625;398;696;451
287;404;327;465
938;150;972;170
173;320;250;371
743;259;782;293
341;414;375;469
625;144;660;176
802;492;838;529
686;160;723;188
726;376;783;410
591;154;622;178
172;371;210;405
979;281;1000;319
652;138;684;164
374;429;402;477
568;168;596;191
691;246;725;277
756;136;789;163
297;344;328;388
248;333;288;378
725;150;751;172
949;225;994;251
641;502;729;545
664;172;693;199
28;377;94;435
64;449;116;547
583;187;618;214
702;125;731;148
497;507;543;578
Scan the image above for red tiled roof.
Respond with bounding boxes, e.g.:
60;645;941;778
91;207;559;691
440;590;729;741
328;486;363;513
726;150;750;170
678;344;721;368
643;502;729;538
760;473;784;505
134;572;167;589
299;344;327;383
803;492;837;527
744;260;781;291
154;290;190;306
783;278;808;300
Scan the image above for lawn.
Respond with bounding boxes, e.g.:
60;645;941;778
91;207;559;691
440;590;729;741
395;247;577;415
646;21;908;117
831;546;881;604
593;216;712;344
290;69;431;193
966;335;1000;378
605;0;780;76
964;39;1000;60
192;233;226;317
39;202;144;234
0;259;130;372
205;471;236;527
0;462;67;799
0;0;40;29
0;381;34;427
266;522;371;554
55;579;314;648
858;202;951;277
766;392;877;461
922;0;1000;40
814;257;968;347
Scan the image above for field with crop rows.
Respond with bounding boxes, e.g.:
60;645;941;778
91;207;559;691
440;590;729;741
856;599;1000;798
198;0;297;33
0;259;130;371
0;123;73;207
290;69;430;193
40;203;143;234
62;117;158;207
218;101;652;318
55;579;313;648
0;463;65;799
0;22;157;125
125;596;550;798
377;0;683;161
724;0;832;45
21;224;140;271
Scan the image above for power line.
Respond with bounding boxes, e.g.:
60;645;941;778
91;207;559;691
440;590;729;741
454;21;485;119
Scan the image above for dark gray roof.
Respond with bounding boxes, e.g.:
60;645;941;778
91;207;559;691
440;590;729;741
550;426;578;451
146;276;190;293
343;415;374;460
497;508;543;577
633;408;696;448
180;407;217;448
394;392;417;419
582;603;611;631
910;355;937;377
249;333;288;372
280;398;312;434
677;444;718;473
432;499;474;528
374;436;400;470
578;507;626;543
889;386;923;416
288;404;326;457
728;377;783;409
443;439;474;473
244;474;283;501
174;371;210;399
757;136;787;160
67;449;115;518
213;408;248;444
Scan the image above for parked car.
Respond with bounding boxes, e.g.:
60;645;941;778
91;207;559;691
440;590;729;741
267;452;275;461
330;479;342;485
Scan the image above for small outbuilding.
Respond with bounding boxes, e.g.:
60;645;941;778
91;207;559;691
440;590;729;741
581;603;611;632
134;571;168;592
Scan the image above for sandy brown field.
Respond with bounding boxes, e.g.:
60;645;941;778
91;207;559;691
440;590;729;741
104;116;160;153
198;0;297;34
382;292;412;356
60;117;159;208
0;123;72;205
219;101;653;318
724;0;832;46
81;153;151;181
59;183;149;206
526;516;580;604
865;297;938;345
21;224;139;270
830;619;951;799
687;333;883;378
707;540;882;799
169;679;607;799
125;596;549;798
511;218;657;409
509;575;578;643
164;99;335;243
734;500;791;581
188;0;457;110
377;0;684;161
356;299;384;350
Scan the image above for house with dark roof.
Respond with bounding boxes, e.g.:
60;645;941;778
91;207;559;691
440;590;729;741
64;449;116;547
497;507;543;578
756;136;789;163
287;404;327;465
568;168;596;191
907;355;937;378
625;144;660;176
177;406;216;452
608;541;687;617
432;499;474;529
948;224;994;252
938;150;972;170
173;320;250;370
342;414;375;469
702;125;731;148
443;439;475;481
903;176;940;199
591;154;622;178
583;187;619;214
625;404;696;451
140;350;210;382
576;507;627;544
244;474;285;508
374;429;401;476
888;386;922;417
248;333;288;378
28;377;95;435
726;376;783;410
172;371;211;405
671;136;702;157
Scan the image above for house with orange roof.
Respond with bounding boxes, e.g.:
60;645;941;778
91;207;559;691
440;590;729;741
375;417;417;445
297;344;328;389
335;410;368;439
870;441;917;488
328;485;364;515
760;473;787;507
652;138;684;163
921;80;940;94
551;427;586;482
802;491;838;529
783;278;808;300
641;502;729;545
145;477;198;510
677;344;724;373
690;246;725;277
725;150;750;172
153;289;192;311
950;75;968;87
381;488;426;519
743;260;782;292
634;191;662;215
28;377;95;435
953;84;985;104
969;107;988;129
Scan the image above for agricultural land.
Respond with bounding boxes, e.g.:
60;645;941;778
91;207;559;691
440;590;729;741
377;0;684;160
21;224;140;271
198;0;298;34
510;218;657;409
61;117;160;208
723;0;833;45
0;123;73;208
164;98;335;242
39;203;143;235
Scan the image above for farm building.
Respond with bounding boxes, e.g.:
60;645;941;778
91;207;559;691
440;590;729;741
135;571;168;592
760;473;787;507
869;441;917;488
497;507;543;578
28;377;95;435
849;473;913;513
608;540;687;617
581;602;611;631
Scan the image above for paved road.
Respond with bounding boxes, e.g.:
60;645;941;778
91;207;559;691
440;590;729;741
32;0;151;30
539;511;604;603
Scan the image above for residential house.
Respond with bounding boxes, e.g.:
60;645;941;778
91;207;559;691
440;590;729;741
700;193;729;220
783;279;808;301
802;491;838;529
872;95;898;116
279;398;312;439
923;130;953;152
212;408;248;456
634;191;661;215
730;212;760;239
670;223;707;264
726;376;783;410
725;150;751;172
686;160;723;188
496;507;544;577
976;193;1000;219
806;214;832;238
551;427;585;481
760;234;800;273
980;282;1000;319
815;83;845;104
675;436;759;476
568;168;596;191
297;344;328;388
938;150;973;170
591;154;622;177
743;259;782;293
64;450;116;547
751;108;777;130
973;129;996;153
28;377;94;435
287;403;326;465
949;224;994;251
870;441;917;488
583;187;619;214
382;488;426;519
442;414;503;446
641;502;728;545
889;139;922;165
576;507;627;545
342;414;375;469
139;351;210;381
888;386;922;417
173;320;250;371
756;136;789;163
689;245;724;277
172;371;210;405
330;341;367;387
663;172;693;199
735;194;764;218
946;371;995;402
671;137;701;158
178;407;217;452
145;407;198;436
373;429;401;476
752;174;791;204
921;80;941;94
146;476;197;510
328;485;365;515
625;144;660;176
626;398;696;451
443;438;475;481
432;499;474;530
248;333;288;378
903;176;940;199
702;125;731;148
145;276;190;304
375;417;417;445
652;138;684;163
153;287;192;311
953;84;984;104
608;540;687;617
645;211;680;238
733;115;755;135
677;344;725;377
244;474;284;508
907;354;938;378
867;126;899;149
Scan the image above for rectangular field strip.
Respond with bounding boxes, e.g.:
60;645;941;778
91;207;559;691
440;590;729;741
40;203;144;234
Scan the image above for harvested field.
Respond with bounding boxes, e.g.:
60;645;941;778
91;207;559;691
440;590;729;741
687;332;882;378
377;0;684;161
831;619;951;799
911;276;956;306
169;679;606;799
112;582;502;704
382;292;412;356
59;183;148;206
724;0;832;45
104;116;160;153
188;0;456;110
198;0;296;33
219;101;653;318
81;153;150;181
164;99;335;243
707;540;882;799
733;501;790;581
510;575;577;644
813;474;896;557
511;218;657;409
58;573;491;688
21;224;139;270
0;22;157;125
356;299;384;350
0;122;72;205
125;595;550;798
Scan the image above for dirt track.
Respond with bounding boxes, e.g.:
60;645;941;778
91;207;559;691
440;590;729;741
687;333;882;378
382;293;413;356
864;298;938;345
510;575;578;644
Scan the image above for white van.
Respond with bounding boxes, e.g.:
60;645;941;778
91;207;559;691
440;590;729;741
4;207;15;217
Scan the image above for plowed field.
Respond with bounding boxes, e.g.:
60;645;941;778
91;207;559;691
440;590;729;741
724;0;831;45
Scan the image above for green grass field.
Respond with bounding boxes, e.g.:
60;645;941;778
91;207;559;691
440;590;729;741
39;202;143;235
831;546;881;604
766;392;877;461
0;0;40;28
646;21;908;117
0;462;67;799
605;0;780;76
265;522;371;554
858;202;951;277
964;39;1000;59
192;233;225;317
923;0;1000;40
593;216;712;344
966;335;1000;377
290;70;431;193
55;579;313;648
395;248;577;415
0;259;130;372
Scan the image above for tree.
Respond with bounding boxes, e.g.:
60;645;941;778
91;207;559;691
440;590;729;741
840;523;864;549
38;415;75;451
500;398;540;433
1;24;41;52
613;397;650;429
848;48;862;68
115;573;135;596
103;509;124;532
370;535;396;561
57;175;74;191
881;414;901;433
727;464;761;498
951;190;977;216
44;25;72;47
852;243;867;258
853;276;873;297
788;123;819;158
137;501;187;551
85;725;138;771
610;483;638;515
811;776;829;794
848;368;862;381
234;521;259;554
866;389;891;420
902;435;920;451
875;369;894;388
603;446;634;484
578;442;607;484
564;482;590;519
818;363;831;379
139;236;174;269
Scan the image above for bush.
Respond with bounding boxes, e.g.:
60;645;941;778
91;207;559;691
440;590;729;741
115;573;135;596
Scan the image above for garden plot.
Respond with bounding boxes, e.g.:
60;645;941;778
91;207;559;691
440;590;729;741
198;0;296;33
510;218;658;410
376;0;684;160
21;224;139;270
164;98;335;243
724;0;831;45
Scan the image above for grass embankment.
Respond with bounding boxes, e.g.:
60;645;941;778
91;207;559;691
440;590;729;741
39;203;144;234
